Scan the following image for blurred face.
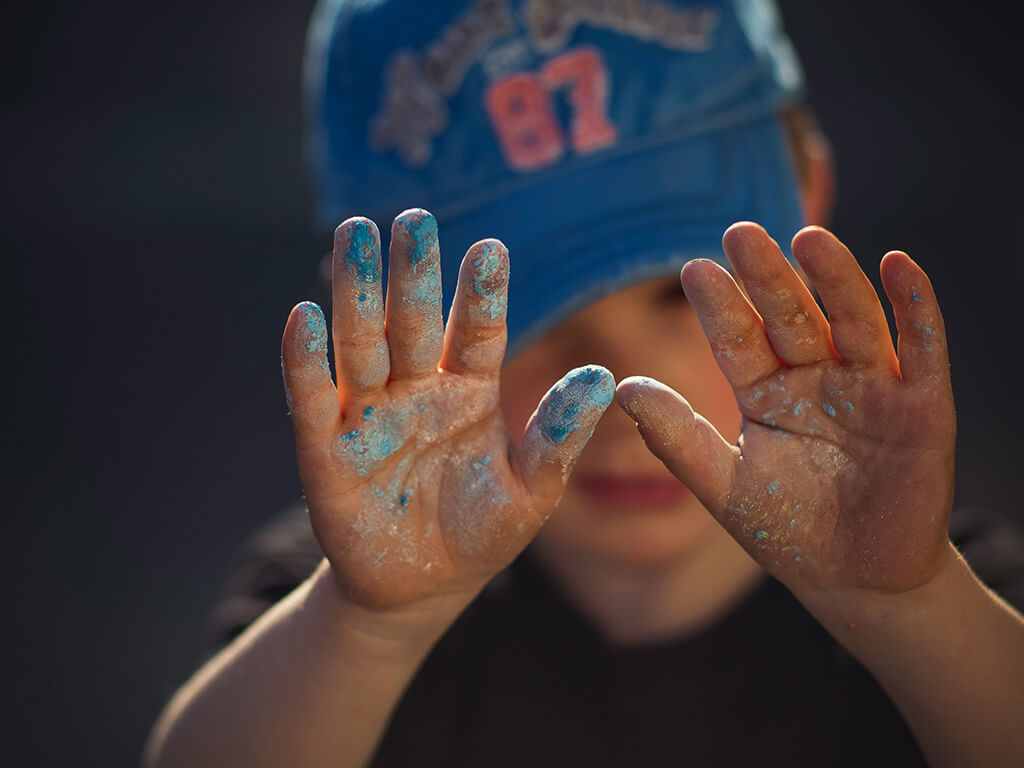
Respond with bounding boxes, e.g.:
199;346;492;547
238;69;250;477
500;275;742;568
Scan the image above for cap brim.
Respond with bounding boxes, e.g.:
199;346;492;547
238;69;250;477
425;113;805;358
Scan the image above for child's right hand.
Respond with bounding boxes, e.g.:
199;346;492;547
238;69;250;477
280;210;614;615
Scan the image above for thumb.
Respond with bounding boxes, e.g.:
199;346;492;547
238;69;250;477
615;376;736;516
514;365;616;513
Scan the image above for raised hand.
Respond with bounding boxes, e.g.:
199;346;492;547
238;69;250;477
280;210;614;612
617;223;956;597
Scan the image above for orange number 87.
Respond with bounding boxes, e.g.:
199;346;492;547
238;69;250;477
485;47;618;172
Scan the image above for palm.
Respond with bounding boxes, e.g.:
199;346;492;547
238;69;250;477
281;210;613;611
727;361;953;591
619;224;955;595
300;377;529;607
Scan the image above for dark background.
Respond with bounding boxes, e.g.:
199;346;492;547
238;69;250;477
5;1;1021;765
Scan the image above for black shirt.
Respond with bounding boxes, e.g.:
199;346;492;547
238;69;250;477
206;505;1024;767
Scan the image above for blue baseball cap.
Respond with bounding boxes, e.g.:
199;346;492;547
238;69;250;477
304;0;806;356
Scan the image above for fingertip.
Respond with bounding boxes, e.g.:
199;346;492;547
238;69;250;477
285;301;328;356
616;374;669;407
465;237;509;268
537;364;615;446
880;249;914;274
391;208;438;246
722;220;767;248
463;239;510;318
880;250;932;304
516;365;616;500
616;376;692;429
680;257;730;294
334;217;382;282
790;224;834;256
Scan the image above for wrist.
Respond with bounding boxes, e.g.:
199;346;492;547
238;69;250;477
309;558;480;665
793;539;963;645
792;542;1024;768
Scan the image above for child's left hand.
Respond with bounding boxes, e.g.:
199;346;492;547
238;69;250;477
617;223;956;600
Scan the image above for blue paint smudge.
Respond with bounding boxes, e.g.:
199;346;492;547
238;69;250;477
399;495;408;506
924;326;933;335
911;289;921;303
334;410;409;477
363;407;374;419
540;365;614;444
767;481;781;496
755;530;768;540
396;210;438;271
792;398;812;416
822;402;836;418
470;241;508;319
843;401;855;411
343;219;381;283
299;302;327;355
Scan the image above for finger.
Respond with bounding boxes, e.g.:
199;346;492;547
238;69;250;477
333;217;389;397
722;222;835;366
281;302;340;448
616;376;736;516
680;258;782;389
514;365;616;512
791;226;898;371
385;208;444;378
440;239;509;376
879;250;951;385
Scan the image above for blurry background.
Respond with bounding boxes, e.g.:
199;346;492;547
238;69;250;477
5;1;1021;764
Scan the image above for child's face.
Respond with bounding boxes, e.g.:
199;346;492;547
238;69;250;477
501;275;742;566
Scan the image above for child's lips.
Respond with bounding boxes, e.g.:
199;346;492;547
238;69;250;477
571;473;691;508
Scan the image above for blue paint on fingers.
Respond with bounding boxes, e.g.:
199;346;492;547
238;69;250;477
339;218;381;283
539;365;615;445
297;302;328;365
395;209;438;270
470;240;508;319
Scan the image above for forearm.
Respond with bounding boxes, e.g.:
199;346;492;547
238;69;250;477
144;558;475;768
800;543;1024;768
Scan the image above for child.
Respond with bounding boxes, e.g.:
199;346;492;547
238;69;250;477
145;1;1024;766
